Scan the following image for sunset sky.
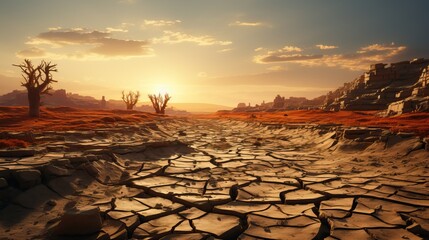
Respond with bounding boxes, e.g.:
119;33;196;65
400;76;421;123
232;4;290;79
1;0;429;107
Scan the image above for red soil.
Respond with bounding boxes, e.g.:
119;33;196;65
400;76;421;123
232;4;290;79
0;139;30;149
197;110;429;137
0;107;428;137
0;106;164;132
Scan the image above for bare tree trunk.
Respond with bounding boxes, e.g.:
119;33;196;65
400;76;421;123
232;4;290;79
14;59;58;118
148;93;170;114
122;91;139;110
28;89;40;117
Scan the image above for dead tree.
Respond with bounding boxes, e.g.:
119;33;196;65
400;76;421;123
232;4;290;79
13;59;58;117
148;93;171;114
122;91;140;110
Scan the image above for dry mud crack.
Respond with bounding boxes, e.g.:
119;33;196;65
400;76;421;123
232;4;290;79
0;119;429;239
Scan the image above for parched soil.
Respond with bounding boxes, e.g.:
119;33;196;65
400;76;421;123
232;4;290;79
0;116;428;239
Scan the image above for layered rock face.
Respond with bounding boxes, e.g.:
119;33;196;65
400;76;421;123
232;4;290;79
387;65;429;114
324;58;429;113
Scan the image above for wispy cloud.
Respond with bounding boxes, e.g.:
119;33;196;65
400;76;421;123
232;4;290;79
267;65;287;71
18;27;153;59
106;27;128;33
278;46;303;52
316;44;338;50
229;21;264;27
256;54;323;63
154;30;232;46
254;45;308;63
16;47;47;58
218;48;232;53
143;19;181;27
254;43;407;70
27;28;110;46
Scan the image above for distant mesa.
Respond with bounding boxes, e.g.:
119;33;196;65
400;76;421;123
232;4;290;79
231;58;429;115
232;95;325;112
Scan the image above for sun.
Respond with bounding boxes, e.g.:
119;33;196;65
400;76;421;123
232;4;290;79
150;83;172;95
141;74;182;100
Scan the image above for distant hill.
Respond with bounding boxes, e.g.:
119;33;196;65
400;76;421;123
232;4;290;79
231;95;325;112
0;89;101;109
0;89;231;114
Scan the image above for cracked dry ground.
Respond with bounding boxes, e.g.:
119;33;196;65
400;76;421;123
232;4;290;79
1;119;429;239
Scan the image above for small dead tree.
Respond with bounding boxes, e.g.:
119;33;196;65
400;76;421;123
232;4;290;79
122;91;140;110
13;59;58;117
148;93;171;114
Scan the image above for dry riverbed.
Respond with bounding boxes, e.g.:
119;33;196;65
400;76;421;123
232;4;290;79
0;118;428;239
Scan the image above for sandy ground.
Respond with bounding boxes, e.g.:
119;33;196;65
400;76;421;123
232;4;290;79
0;108;428;239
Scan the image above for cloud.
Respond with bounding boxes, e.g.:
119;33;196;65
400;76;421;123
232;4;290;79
27;28;109;46
254;45;305;62
254;43;407;71
316;44;338;50
19;28;153;59
357;43;402;53
218;48;232;53
106;27;128;33
229;21;264;27
256;54;323;63
16;47;47;58
277;46;302;53
154;31;232;46
143;19;181;27
266;65;287;71
90;38;152;57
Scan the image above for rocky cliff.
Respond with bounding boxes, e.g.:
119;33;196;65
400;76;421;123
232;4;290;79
323;58;429;114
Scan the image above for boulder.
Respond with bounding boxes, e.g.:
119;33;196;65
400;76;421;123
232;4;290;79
0;149;35;158
43;165;71;178
0;178;7;188
53;206;103;236
13;184;58;209
424;138;429;151
13;169;41;189
343;128;382;140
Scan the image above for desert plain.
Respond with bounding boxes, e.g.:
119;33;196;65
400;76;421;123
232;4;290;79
0;107;428;239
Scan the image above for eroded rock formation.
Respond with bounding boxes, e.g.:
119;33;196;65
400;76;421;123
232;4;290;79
324;58;429;113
